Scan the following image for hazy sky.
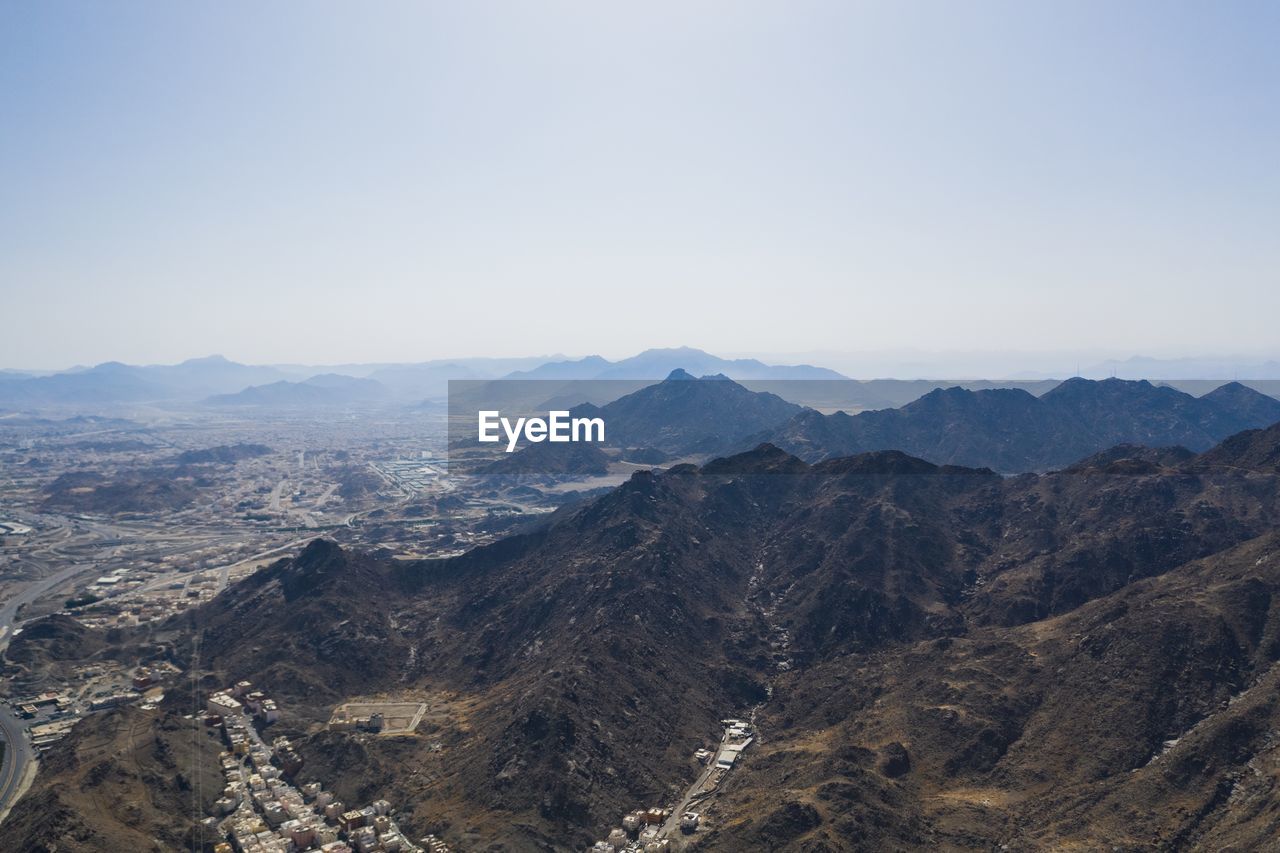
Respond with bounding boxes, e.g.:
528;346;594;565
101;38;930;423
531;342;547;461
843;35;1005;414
2;1;1278;369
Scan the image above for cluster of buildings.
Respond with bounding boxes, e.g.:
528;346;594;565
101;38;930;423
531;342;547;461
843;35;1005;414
10;690;78;751
12;690;72;719
710;719;753;771
370;458;445;496
588;807;675;852
8;661;176;752
131;661;178;708
208;681;281;728
88;690;140;711
73;571;222;629
590;718;756;851
328;709;384;733
203;681;445;853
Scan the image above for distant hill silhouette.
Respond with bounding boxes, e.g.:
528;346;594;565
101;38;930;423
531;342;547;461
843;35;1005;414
506;346;846;380
759;377;1280;472
0;355;288;405
204;374;391;407
170;443;272;465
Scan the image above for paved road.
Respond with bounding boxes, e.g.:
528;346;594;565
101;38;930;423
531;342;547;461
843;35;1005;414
0;704;33;823
0;555;102;819
659;730;731;840
216;538;311;592
0;560;98;651
0;559;102;823
268;479;286;512
0;514;315;823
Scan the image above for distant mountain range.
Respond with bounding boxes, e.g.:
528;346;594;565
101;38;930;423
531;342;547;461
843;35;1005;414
0;355;289;406
757;377;1280;472
505;346;846;381
462;373;1280;485
1082;355;1280;380
204;374;391;407
7;348;1280;412
0;348;842;409
0;354;562;408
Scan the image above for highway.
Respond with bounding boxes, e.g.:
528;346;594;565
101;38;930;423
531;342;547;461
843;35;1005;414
0;704;33;824
0;559;101;824
0;482;401;823
0;516;138;824
268;479;286;512
214;538;311;591
0;559;99;651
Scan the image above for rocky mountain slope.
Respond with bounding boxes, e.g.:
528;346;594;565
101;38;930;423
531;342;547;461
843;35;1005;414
567;369;803;456
0;705;224;853
457;369;805;475
9;423;1280;850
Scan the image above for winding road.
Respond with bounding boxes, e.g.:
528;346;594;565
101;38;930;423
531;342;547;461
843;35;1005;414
0;704;33;823
0;559;102;823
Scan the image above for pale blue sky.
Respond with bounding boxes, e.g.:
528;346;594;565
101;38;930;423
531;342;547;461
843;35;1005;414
2;1;1277;369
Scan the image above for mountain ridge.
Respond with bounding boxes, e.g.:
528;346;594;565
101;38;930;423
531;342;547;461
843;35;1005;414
506;346;846;381
759;377;1280;472
15;422;1280;849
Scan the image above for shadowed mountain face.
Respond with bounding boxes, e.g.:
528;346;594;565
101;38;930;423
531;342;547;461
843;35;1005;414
761;378;1280;472
452;370;805;478
567;369;805;455
476;441;611;485
13;426;1280;851
465;376;1280;484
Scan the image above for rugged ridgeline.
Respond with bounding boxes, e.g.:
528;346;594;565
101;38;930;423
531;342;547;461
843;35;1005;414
471;369;803;478
567;369;802;456
759;378;1280;472
486;375;1280;482
11;424;1280;849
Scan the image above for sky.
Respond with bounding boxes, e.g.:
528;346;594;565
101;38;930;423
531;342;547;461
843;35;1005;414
2;1;1278;370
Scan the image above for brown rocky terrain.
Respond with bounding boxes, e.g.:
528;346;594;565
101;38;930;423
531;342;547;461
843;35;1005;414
0;704;224;852
8;422;1280;850
41;470;201;515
